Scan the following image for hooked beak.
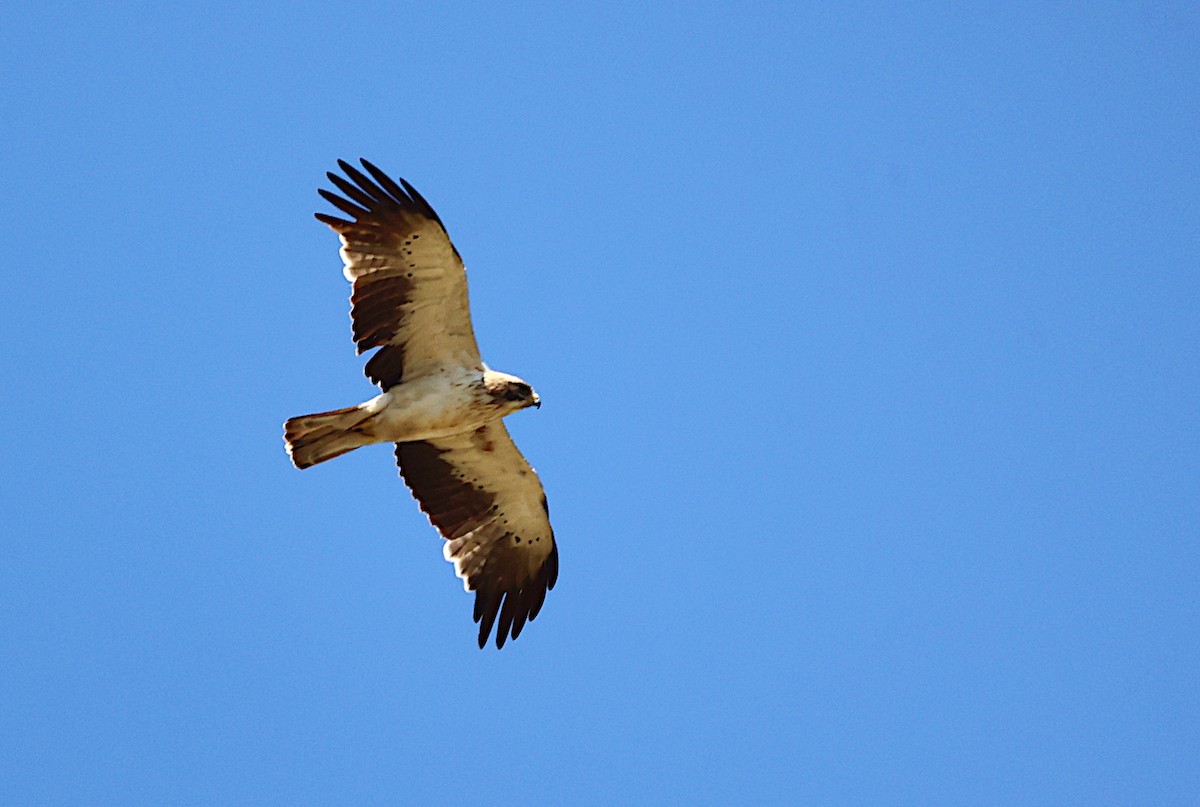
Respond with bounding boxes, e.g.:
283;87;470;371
532;393;541;409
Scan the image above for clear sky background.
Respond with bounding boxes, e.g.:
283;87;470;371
2;2;1197;804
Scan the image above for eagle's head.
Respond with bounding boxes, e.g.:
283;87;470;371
482;370;541;414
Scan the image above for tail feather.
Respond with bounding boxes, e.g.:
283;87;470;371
284;405;376;469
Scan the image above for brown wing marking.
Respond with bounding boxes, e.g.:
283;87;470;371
395;425;557;648
315;159;477;389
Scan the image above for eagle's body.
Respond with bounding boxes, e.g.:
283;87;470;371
284;160;557;649
286;368;530;464
368;369;491;442
369;368;533;441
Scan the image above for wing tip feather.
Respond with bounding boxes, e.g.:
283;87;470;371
315;157;450;237
314;211;350;229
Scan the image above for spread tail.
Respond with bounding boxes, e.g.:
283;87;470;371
284;405;376;469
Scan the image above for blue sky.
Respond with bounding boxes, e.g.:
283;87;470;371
2;2;1197;804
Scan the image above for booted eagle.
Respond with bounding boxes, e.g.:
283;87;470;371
284;160;557;649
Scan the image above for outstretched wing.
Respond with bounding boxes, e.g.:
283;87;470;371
315;159;482;388
395;422;558;649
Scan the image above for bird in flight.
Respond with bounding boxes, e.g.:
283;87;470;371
284;159;557;648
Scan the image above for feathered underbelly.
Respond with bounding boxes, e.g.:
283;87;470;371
364;376;494;443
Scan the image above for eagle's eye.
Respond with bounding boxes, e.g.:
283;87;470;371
506;383;531;401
